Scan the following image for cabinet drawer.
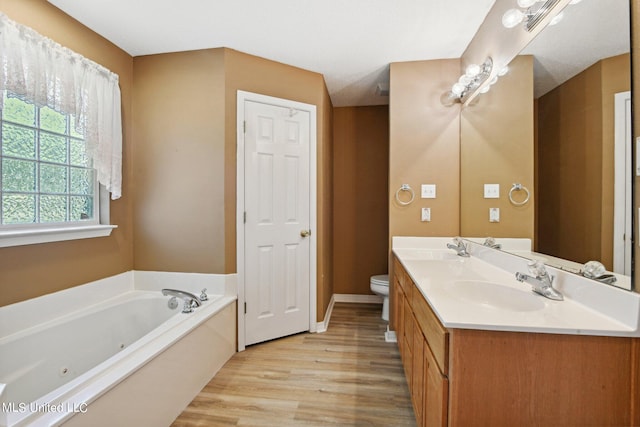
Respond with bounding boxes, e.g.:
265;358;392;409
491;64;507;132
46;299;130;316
412;286;449;375
393;257;402;281
402;270;412;301
395;258;415;296
402;298;414;381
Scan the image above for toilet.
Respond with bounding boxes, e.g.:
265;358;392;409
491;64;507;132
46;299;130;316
370;274;390;321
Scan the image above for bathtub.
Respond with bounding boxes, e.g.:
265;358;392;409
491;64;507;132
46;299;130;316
0;271;237;427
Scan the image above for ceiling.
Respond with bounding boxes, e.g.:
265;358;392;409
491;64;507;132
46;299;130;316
46;0;629;106
46;0;496;107
522;0;629;98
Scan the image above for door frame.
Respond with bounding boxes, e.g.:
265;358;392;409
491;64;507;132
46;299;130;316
236;90;318;351
613;90;632;280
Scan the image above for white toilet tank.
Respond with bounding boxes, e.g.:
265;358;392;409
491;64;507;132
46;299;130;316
370;274;389;321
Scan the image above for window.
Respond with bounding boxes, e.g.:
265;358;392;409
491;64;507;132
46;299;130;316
0;90;115;247
1;90;97;225
0;14;121;247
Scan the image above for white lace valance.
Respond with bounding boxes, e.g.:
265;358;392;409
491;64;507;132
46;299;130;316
0;13;123;199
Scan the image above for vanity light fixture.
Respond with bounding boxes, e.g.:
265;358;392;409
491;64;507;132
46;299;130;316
548;11;564;25
502;0;562;32
441;57;493;106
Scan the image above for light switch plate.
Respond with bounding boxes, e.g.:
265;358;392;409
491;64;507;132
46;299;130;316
421;207;431;222
484;184;500;199
421;184;436;199
489;207;500;223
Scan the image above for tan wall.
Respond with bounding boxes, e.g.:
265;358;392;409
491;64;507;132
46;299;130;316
388;59;460;330
537;54;630;268
132;48;334;321
460;55;535;239
223;49;334;321
0;0;134;307
333;106;389;295
132;49;226;273
389;59;461;241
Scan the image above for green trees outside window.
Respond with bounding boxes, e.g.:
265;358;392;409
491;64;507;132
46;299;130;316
0;91;95;226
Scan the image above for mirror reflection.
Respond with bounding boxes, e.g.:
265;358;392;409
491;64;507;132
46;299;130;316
460;0;631;290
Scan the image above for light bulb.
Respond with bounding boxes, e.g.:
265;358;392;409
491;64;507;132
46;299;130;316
502;9;525;29
569;0;582;4
517;0;538;8
465;64;481;77
479;85;490;94
489;76;499;86
498;66;509;77
549;11;564;26
458;75;472;86
451;83;465;97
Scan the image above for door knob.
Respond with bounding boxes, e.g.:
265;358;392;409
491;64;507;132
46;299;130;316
300;230;311;238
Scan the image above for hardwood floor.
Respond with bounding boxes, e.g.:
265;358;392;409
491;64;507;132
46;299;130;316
172;303;416;426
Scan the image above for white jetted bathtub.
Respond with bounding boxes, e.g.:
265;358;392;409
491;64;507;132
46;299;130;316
0;271;237;427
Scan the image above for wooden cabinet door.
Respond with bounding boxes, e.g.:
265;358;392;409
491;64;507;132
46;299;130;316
411;317;425;425
402;295;414;379
424;345;448;427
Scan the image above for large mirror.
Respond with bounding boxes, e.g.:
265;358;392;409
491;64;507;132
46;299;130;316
460;0;632;290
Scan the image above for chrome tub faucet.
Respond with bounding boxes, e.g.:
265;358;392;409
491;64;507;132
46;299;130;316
162;288;202;313
515;260;563;301
447;237;470;257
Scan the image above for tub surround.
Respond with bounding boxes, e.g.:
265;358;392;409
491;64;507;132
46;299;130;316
392;236;640;337
0;272;236;427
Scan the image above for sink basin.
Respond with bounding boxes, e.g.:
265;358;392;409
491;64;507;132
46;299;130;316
448;280;546;312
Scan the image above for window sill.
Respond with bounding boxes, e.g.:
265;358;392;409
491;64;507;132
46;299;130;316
0;224;117;248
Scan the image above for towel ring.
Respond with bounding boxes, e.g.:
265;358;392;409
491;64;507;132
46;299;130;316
509;183;530;206
395;184;415;206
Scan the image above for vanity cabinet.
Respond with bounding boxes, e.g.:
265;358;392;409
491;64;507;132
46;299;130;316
392;256;640;427
393;257;448;427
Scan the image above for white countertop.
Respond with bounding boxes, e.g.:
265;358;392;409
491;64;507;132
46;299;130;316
392;237;640;337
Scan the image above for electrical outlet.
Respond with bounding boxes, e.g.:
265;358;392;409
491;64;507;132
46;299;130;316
489;207;500;223
421;184;436;199
421;207;431;222
484;184;500;199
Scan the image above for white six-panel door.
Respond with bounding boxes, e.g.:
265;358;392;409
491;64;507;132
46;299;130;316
241;96;313;346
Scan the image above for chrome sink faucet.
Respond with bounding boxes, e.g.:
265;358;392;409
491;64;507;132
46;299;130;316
447;237;470;257
162;288;202;313
483;237;501;249
515;260;563;301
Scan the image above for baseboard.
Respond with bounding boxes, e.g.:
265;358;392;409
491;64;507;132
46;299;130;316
333;294;384;304
315;294;336;333
315;294;383;333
